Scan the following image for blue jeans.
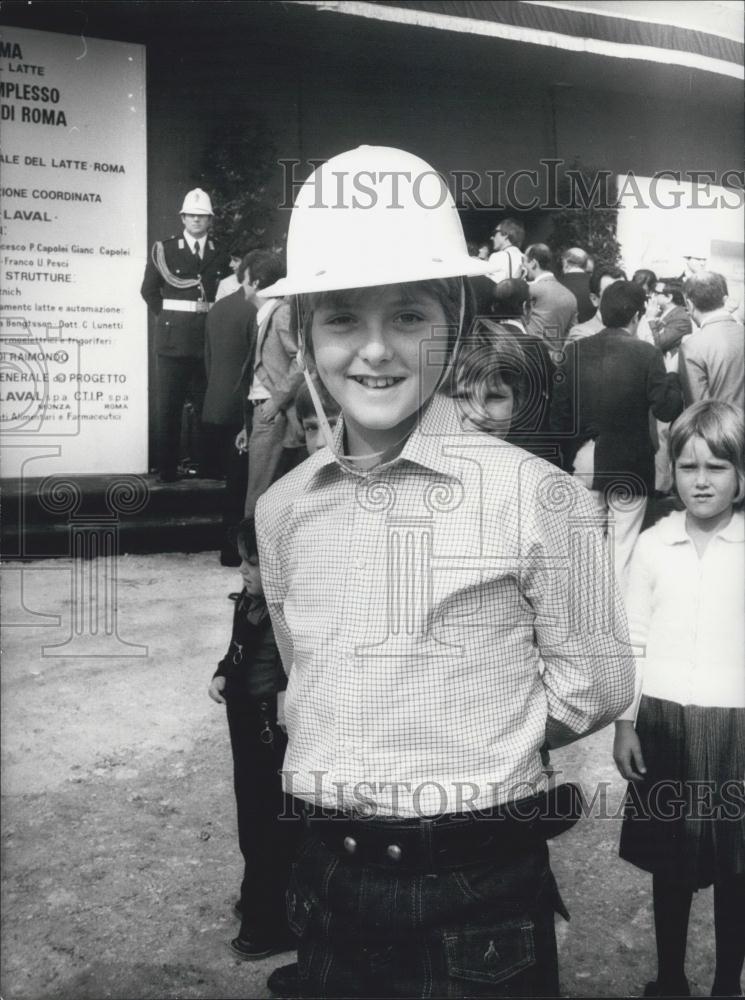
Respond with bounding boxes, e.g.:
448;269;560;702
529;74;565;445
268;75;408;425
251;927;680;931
287;826;564;998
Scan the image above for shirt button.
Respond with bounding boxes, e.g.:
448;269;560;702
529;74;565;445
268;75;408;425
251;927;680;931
344;836;357;855
356;558;366;570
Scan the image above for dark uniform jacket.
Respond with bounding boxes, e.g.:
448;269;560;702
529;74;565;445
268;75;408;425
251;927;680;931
550;328;684;495
140;235;229;358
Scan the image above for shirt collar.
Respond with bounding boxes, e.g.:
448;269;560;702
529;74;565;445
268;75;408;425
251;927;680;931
183;231;200;253
658;508;745;544
256;298;278;326
533;271;554;284
308;391;472;485
699;308;734;328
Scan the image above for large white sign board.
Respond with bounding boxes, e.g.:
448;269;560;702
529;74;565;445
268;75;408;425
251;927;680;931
0;27;148;477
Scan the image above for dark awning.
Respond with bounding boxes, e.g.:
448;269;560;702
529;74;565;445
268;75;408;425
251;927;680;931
298;0;743;79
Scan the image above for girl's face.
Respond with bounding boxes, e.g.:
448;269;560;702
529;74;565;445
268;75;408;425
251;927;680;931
238;551;263;596
310;285;449;459
675;435;739;524
452;376;514;437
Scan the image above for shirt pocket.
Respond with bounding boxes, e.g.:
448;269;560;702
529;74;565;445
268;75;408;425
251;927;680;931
443;919;536;990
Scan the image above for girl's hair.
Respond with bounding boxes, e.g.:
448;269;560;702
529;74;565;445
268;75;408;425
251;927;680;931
669;400;745;507
295;376;341;423
293;277;472;367
450;318;547;432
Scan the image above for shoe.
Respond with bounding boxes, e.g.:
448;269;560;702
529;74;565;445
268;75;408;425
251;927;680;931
228;592;241;602
267;962;299;997
644;979;690;997
229;928;296;962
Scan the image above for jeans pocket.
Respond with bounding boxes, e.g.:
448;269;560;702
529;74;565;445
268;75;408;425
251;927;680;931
444;919;536;989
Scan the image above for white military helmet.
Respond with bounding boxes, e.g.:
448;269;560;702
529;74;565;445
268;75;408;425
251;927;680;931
260;145;493;298
180;188;214;216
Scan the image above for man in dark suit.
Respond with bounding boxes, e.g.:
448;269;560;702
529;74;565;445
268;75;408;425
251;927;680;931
550;281;683;592
648;279;692;366
202;253;261;563
557;247;595;323
523;243;578;357
140;188;229;481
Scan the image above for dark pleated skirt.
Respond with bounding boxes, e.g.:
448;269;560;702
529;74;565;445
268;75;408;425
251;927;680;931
619;695;745;888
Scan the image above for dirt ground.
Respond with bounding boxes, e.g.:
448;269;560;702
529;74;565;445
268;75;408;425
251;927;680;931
1;553;718;999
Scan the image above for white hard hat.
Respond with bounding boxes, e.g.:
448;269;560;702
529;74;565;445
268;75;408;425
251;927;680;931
180;188;213;216
260;145;493;297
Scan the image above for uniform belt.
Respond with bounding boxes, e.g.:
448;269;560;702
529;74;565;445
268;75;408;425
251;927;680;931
162;299;211;313
296;785;581;872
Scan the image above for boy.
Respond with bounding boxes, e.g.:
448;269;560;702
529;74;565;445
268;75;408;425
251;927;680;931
208;517;297;960
256;146;634;997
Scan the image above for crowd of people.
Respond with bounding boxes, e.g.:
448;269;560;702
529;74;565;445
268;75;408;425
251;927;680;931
140;151;744;999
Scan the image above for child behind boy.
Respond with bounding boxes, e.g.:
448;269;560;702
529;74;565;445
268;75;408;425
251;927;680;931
294;376;341;455
208;517;297;960
449;316;559;463
255;146;635;998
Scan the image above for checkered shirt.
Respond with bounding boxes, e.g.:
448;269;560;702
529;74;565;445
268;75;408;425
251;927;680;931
257;391;634;817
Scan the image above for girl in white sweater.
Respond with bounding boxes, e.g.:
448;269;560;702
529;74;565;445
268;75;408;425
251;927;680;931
614;400;745;998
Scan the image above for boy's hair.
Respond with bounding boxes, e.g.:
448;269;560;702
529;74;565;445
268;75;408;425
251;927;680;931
669;401;745;506
234;517;258;559
296;277;471;365
453;319;546;431
599;280;646;328
295;377;342;424
238;249;285;289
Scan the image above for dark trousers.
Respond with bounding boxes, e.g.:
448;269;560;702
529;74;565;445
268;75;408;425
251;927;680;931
225;691;298;934
201;423;248;546
287;820;562;998
156;354;206;476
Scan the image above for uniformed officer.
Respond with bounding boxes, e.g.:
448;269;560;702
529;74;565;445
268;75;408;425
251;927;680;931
141;188;229;482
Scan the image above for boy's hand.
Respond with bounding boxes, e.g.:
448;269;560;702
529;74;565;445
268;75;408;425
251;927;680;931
235;428;248;453
208;675;227;705
613;720;647;781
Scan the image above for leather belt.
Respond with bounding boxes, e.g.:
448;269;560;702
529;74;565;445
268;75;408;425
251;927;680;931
162;299;211;313
296;784;581;872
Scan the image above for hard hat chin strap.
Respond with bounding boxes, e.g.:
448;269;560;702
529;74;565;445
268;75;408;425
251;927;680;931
295;280;465;469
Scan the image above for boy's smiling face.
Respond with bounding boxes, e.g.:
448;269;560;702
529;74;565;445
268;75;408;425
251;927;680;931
310;284;450;461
